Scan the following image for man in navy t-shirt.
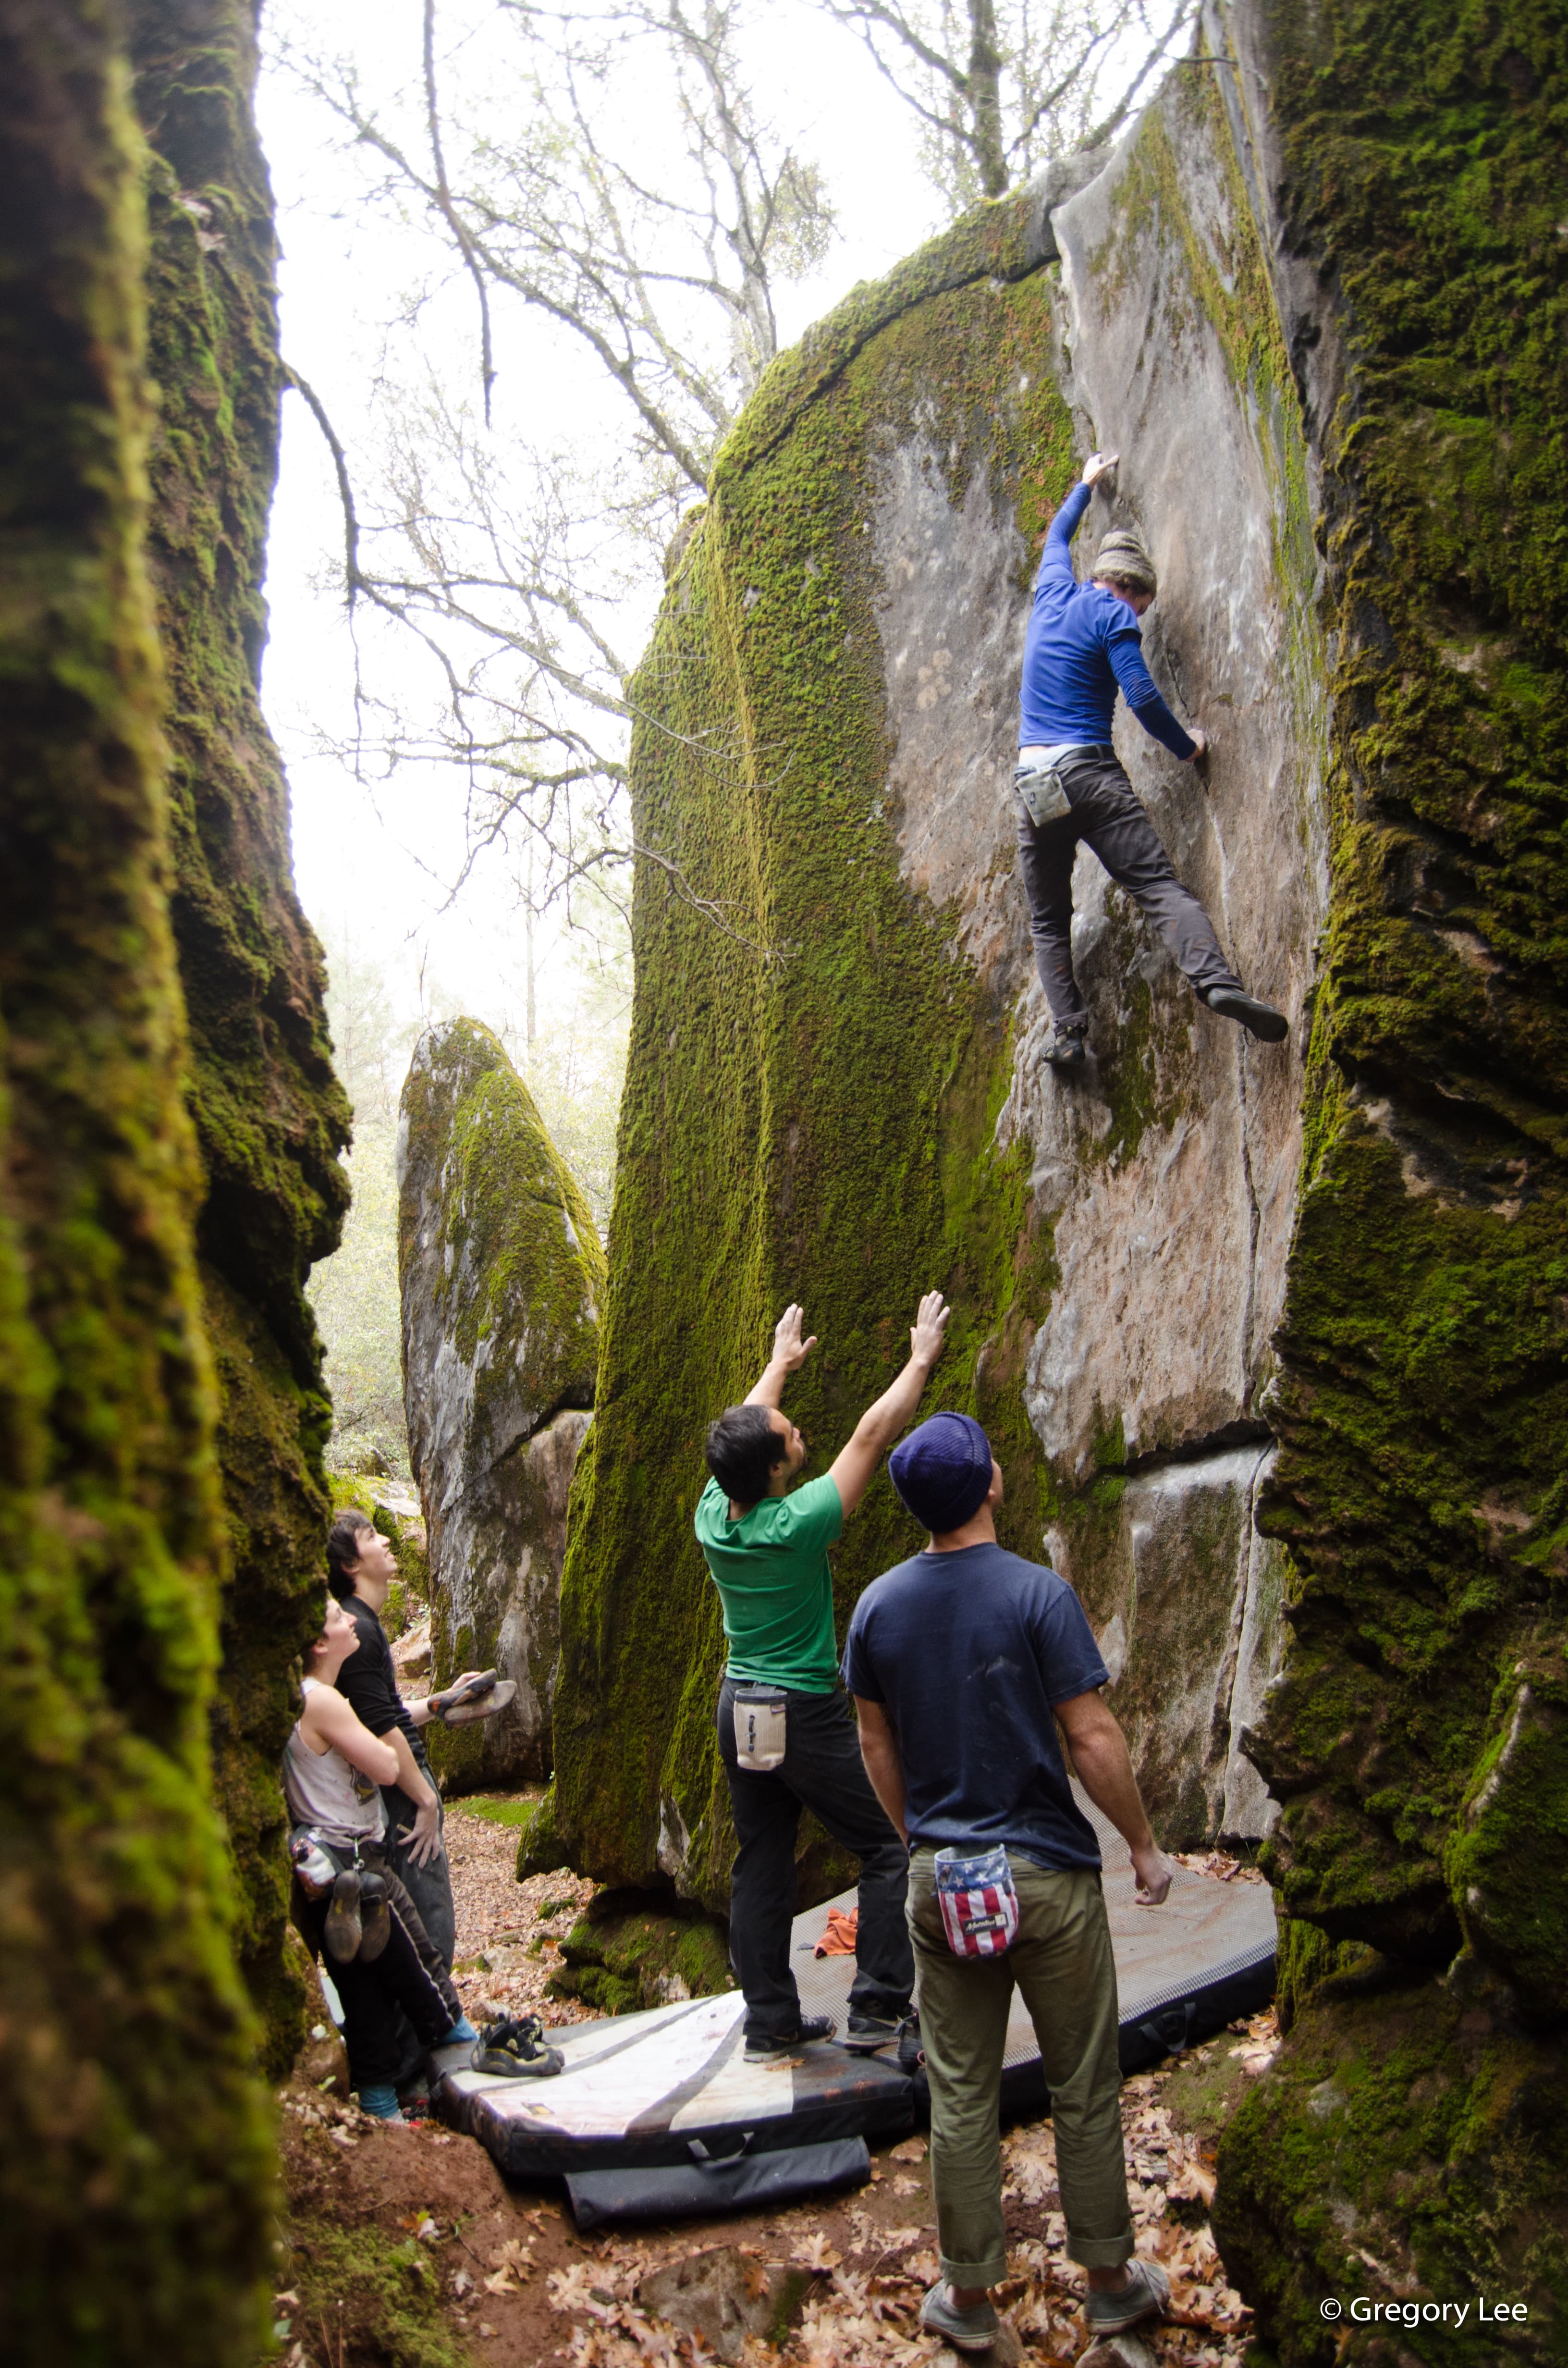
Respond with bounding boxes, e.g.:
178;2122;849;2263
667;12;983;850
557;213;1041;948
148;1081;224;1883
1015;445;1287;1068
842;1411;1172;2355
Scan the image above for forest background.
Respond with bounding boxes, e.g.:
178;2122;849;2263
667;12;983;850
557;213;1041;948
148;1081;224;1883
261;0;1193;1469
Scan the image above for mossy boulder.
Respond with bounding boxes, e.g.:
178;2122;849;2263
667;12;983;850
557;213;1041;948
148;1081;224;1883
398;1020;603;1789
550;28;1329;1910
550;1897;735;2016
0;4;281;2353
132;0;352;2080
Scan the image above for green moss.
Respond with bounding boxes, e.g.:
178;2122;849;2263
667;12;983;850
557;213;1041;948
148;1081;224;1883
1210;2;1568;2351
1214;1973;1568;2364
0;6;275;2356
457;1792;545;1829
274;2218;470;2368
550;1903;735;2014
130;0;352;2077
1237;2;1568;1961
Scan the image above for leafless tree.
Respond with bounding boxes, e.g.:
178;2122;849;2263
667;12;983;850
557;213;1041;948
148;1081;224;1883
275;0;835;947
813;0;1198;207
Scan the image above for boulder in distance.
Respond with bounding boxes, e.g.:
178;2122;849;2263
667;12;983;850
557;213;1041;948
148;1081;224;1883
398;1019;603;1788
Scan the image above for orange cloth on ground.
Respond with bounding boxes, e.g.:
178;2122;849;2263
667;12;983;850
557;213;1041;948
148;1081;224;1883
813;1906;858;1958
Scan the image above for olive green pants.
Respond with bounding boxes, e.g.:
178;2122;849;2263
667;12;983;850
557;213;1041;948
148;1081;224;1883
908;1851;1133;2288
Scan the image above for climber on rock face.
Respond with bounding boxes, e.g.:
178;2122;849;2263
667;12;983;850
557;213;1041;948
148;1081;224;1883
1015;448;1288;1067
696;1293;951;2065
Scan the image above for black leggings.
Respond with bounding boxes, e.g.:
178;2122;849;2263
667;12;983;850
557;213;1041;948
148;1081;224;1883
717;1679;913;2038
292;1839;461;2091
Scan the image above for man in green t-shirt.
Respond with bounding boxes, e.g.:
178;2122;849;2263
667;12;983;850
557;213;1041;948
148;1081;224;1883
696;1290;950;2063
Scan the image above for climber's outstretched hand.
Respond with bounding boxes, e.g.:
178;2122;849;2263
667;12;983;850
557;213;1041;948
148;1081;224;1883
1188;727;1209;766
1082;449;1119;488
909;1289;951;1369
828;1290;951;1521
770;1302;818;1375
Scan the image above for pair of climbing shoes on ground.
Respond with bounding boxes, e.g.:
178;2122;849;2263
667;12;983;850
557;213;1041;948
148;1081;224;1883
470;2012;564;2079
323;1866;391;1965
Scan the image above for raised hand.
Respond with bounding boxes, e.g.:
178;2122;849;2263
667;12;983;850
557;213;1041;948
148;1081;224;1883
1082;449;1120;488
910;1289;951;1368
770;1303;818;1374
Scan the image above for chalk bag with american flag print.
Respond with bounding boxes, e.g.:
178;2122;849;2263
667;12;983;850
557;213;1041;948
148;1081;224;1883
934;1844;1020;1958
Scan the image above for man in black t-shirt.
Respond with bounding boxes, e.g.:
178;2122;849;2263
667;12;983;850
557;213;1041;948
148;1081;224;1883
842;1412;1173;2357
326;1513;486;1969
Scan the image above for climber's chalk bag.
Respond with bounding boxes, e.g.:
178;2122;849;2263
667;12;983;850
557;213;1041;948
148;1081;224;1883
1014;761;1072;828
934;1843;1020;1959
733;1687;788;1772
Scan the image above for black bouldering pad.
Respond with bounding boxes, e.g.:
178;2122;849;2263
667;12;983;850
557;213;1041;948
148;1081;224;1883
566;2135;871;2231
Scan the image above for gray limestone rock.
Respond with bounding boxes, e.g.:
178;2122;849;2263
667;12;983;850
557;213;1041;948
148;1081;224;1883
875;60;1327;1842
397;1018;603;1788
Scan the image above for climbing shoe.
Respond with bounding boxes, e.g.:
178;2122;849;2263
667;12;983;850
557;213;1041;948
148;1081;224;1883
743;2013;837;2065
843;2010;904;2053
1041;1021;1088;1068
470;2013;564;2079
323;1868;364;1964
919;2282;1001;2354
438;1670;518;1726
1085;2257;1170;2335
357;1869;391;1964
1203;986;1289;1042
896;2011;925;2076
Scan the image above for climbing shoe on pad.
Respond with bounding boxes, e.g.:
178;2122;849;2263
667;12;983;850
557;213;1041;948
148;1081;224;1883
1204;987;1288;1041
471;2013;564;2078
323;1868;363;1964
357;1869;391;1963
743;2013;837;2064
1085;2257;1171;2336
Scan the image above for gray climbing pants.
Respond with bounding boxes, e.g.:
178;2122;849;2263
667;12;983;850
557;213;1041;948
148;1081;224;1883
1015;745;1241;1029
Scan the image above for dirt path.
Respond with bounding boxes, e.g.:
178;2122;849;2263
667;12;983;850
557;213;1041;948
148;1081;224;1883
272;1803;1272;2368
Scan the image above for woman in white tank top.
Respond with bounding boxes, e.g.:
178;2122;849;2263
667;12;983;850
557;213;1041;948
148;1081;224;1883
284;1599;399;1845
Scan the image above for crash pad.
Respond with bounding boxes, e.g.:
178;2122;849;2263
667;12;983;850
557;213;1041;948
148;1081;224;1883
433;1788;1274;2180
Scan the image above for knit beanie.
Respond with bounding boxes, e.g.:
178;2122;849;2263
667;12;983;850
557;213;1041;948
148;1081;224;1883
888;1411;995;1534
1094;526;1157;593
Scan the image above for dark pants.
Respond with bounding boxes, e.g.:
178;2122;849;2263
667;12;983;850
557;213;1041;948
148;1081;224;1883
1015;746;1241;1028
381;1737;456;1970
292;1838;462;2092
717;1678;914;2038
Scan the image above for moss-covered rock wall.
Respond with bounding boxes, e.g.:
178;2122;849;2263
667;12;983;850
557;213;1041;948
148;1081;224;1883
130;0;351;2069
0;1;274;2355
399;1020;603;1790
1202;0;1568;2352
545;50;1326;1911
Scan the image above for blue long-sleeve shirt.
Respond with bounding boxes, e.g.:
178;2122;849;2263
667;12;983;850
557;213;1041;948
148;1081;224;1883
1018;482;1195;761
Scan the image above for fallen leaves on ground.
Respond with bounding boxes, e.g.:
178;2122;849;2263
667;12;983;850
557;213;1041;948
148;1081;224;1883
442;1801;598;2027
1170;1850;1265;1886
1225;2007;1281;2078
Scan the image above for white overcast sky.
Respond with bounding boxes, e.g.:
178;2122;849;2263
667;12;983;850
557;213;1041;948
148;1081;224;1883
255;1;943;1035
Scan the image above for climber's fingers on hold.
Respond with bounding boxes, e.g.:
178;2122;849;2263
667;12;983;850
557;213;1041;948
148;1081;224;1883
1082;448;1119;486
